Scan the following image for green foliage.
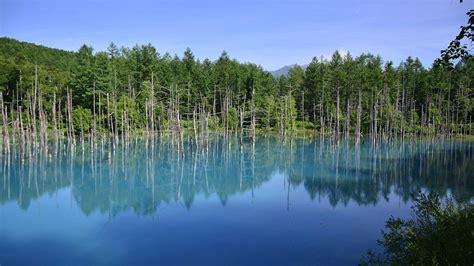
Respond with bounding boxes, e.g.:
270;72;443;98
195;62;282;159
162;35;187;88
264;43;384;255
208;116;221;130
362;193;474;265
227;106;238;130
70;45;95;108
295;120;314;130
261;95;276;128
72;107;92;134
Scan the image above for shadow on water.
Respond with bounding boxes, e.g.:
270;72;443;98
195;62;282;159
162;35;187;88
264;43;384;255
1;136;473;216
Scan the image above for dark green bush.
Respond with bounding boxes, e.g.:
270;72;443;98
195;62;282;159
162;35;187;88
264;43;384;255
362;193;474;265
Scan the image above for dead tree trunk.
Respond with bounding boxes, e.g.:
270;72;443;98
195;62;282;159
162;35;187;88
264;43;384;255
355;90;362;144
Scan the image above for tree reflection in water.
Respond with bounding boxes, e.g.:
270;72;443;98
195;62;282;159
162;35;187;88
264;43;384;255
1;136;472;216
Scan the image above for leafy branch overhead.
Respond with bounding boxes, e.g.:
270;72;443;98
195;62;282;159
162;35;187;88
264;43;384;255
438;9;473;66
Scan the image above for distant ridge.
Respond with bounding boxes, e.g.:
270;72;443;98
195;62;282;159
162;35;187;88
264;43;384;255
270;64;308;77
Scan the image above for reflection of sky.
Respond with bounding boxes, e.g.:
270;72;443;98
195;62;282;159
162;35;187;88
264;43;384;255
1;171;412;265
0;187;116;264
2;188;96;238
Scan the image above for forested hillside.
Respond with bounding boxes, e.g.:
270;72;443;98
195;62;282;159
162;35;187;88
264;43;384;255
0;38;76;100
0;37;76;68
0;37;472;146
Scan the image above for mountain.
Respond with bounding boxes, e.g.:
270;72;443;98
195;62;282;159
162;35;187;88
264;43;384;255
270;64;308;77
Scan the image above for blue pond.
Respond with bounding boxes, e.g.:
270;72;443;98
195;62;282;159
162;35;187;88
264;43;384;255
0;137;473;265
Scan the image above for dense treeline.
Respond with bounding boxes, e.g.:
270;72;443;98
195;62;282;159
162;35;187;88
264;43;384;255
0;37;472;149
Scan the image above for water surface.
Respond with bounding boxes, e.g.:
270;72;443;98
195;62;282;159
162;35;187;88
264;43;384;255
1;137;473;265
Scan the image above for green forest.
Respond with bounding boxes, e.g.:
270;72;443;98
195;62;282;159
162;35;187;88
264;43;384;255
0;37;472;147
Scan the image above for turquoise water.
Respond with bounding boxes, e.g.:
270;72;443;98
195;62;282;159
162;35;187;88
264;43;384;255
0;137;473;265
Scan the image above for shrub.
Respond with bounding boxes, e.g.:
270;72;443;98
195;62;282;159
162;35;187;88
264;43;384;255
361;193;474;265
72;107;92;134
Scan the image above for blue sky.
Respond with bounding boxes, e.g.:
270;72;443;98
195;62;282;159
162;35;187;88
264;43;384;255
0;0;471;70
